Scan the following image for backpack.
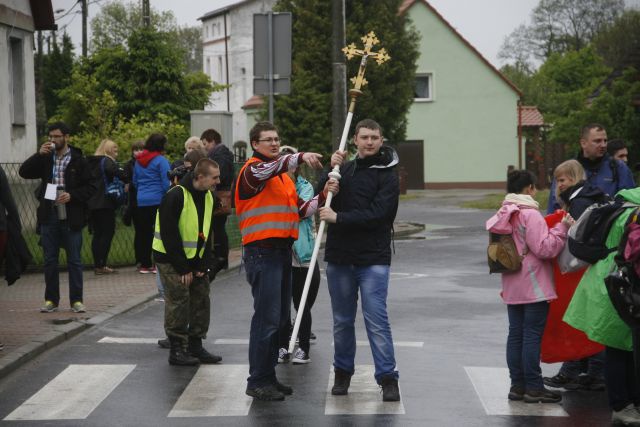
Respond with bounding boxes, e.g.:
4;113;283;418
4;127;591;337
567;198;637;264
604;208;640;329
101;158;126;206
488;232;525;274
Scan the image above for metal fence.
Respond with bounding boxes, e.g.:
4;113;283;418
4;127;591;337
2;162;242;269
3;159;321;270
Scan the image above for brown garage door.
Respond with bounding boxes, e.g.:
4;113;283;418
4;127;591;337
394;140;424;189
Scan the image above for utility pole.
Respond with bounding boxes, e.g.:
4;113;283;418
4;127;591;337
81;0;88;57
142;0;151;27
331;0;346;151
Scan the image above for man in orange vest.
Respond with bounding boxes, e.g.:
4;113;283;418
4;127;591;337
235;121;338;401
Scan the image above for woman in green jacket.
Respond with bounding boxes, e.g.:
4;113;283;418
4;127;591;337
564;187;640;425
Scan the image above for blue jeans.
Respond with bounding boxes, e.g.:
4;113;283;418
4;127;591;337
506;301;549;391
244;245;292;388
326;263;398;383
558;351;605;379
40;217;83;305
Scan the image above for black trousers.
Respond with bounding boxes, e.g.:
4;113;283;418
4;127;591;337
605;346;639;411
279;262;320;353
90;208;116;268
133;205;158;268
212;214;229;261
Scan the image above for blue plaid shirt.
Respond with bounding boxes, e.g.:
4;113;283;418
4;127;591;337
52;146;71;186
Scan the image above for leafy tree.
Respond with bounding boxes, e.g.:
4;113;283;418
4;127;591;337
57;28;216;127
270;0;419;156
499;0;624;65
41;32;75;122
90;1;202;72
593;10;640;71
90;1;177;51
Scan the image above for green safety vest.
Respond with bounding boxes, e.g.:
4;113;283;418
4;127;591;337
152;185;213;258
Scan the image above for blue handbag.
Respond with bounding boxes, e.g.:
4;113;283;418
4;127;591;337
101;158;126;205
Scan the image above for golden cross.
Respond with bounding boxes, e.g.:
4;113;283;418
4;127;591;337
342;31;391;90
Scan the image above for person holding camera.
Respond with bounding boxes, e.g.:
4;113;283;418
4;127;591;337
153;158;222;366
19;122;96;313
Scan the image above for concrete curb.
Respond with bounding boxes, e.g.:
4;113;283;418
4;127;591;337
0;290;158;380
0;221;424;380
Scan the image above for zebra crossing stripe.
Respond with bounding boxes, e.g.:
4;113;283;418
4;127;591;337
98;337;160;344
324;365;405;415
168;365;252;417
464;367;569;417
4;364;135;421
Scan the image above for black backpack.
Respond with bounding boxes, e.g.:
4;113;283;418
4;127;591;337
568;198;637;264
604;208;640;329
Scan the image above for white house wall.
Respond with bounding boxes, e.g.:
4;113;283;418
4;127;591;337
202;0;276;145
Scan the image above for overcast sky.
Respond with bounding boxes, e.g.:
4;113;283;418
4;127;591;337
51;0;640;68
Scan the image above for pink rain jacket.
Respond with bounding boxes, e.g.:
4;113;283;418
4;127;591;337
486;201;569;304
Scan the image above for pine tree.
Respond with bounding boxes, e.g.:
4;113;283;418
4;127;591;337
271;0;419;156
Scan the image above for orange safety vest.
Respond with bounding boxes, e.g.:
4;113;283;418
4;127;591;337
235;157;299;245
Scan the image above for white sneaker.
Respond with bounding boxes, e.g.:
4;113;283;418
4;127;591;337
292;348;310;364
277;348;289;363
612;404;640;425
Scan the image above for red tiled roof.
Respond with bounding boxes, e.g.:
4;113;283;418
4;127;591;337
399;0;522;97
242;95;264;109
520;106;544;127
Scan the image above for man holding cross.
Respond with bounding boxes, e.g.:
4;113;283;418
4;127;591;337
319;118;401;402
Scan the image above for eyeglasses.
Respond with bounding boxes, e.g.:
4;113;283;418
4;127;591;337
258;137;280;144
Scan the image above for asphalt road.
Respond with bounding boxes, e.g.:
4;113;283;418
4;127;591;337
0;191;611;426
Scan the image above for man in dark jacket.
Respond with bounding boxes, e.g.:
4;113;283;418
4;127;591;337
547;123;635;214
201;128;235;274
19;122;96;313
318;118;401;402
153;158;222;366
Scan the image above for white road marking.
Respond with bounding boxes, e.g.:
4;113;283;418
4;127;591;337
213;338;250;345
4;364;135;421
325;365;405;415
464;367;569;417
98;337;160;344
168;365;252;417
331;341;423;348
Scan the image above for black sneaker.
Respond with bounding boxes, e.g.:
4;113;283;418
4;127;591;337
332;368;352;395
380;376;400;402
543;373;580;390
523;388;562;403
508;385;525;401
309;331;317;343
157;338;170;349
246;384;285;401
274;380;293;395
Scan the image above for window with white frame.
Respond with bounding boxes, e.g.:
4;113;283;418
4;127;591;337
414;73;433;101
9;36;25;125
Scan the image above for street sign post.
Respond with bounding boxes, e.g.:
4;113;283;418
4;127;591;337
253;12;292;122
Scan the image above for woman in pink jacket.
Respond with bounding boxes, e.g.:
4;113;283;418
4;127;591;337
486;170;574;404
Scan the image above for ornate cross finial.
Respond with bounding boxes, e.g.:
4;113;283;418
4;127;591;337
341;31;390;91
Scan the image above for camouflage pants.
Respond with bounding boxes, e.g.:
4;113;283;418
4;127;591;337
157;262;210;346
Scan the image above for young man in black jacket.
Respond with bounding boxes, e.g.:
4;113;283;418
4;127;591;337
319;119;401;402
153;159;222;366
201;128;235;274
19;122;96;313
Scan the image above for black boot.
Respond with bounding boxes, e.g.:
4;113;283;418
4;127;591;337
380;375;400;401
168;337;199;366
331;367;352;395
188;337;222;364
157;338;170;349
